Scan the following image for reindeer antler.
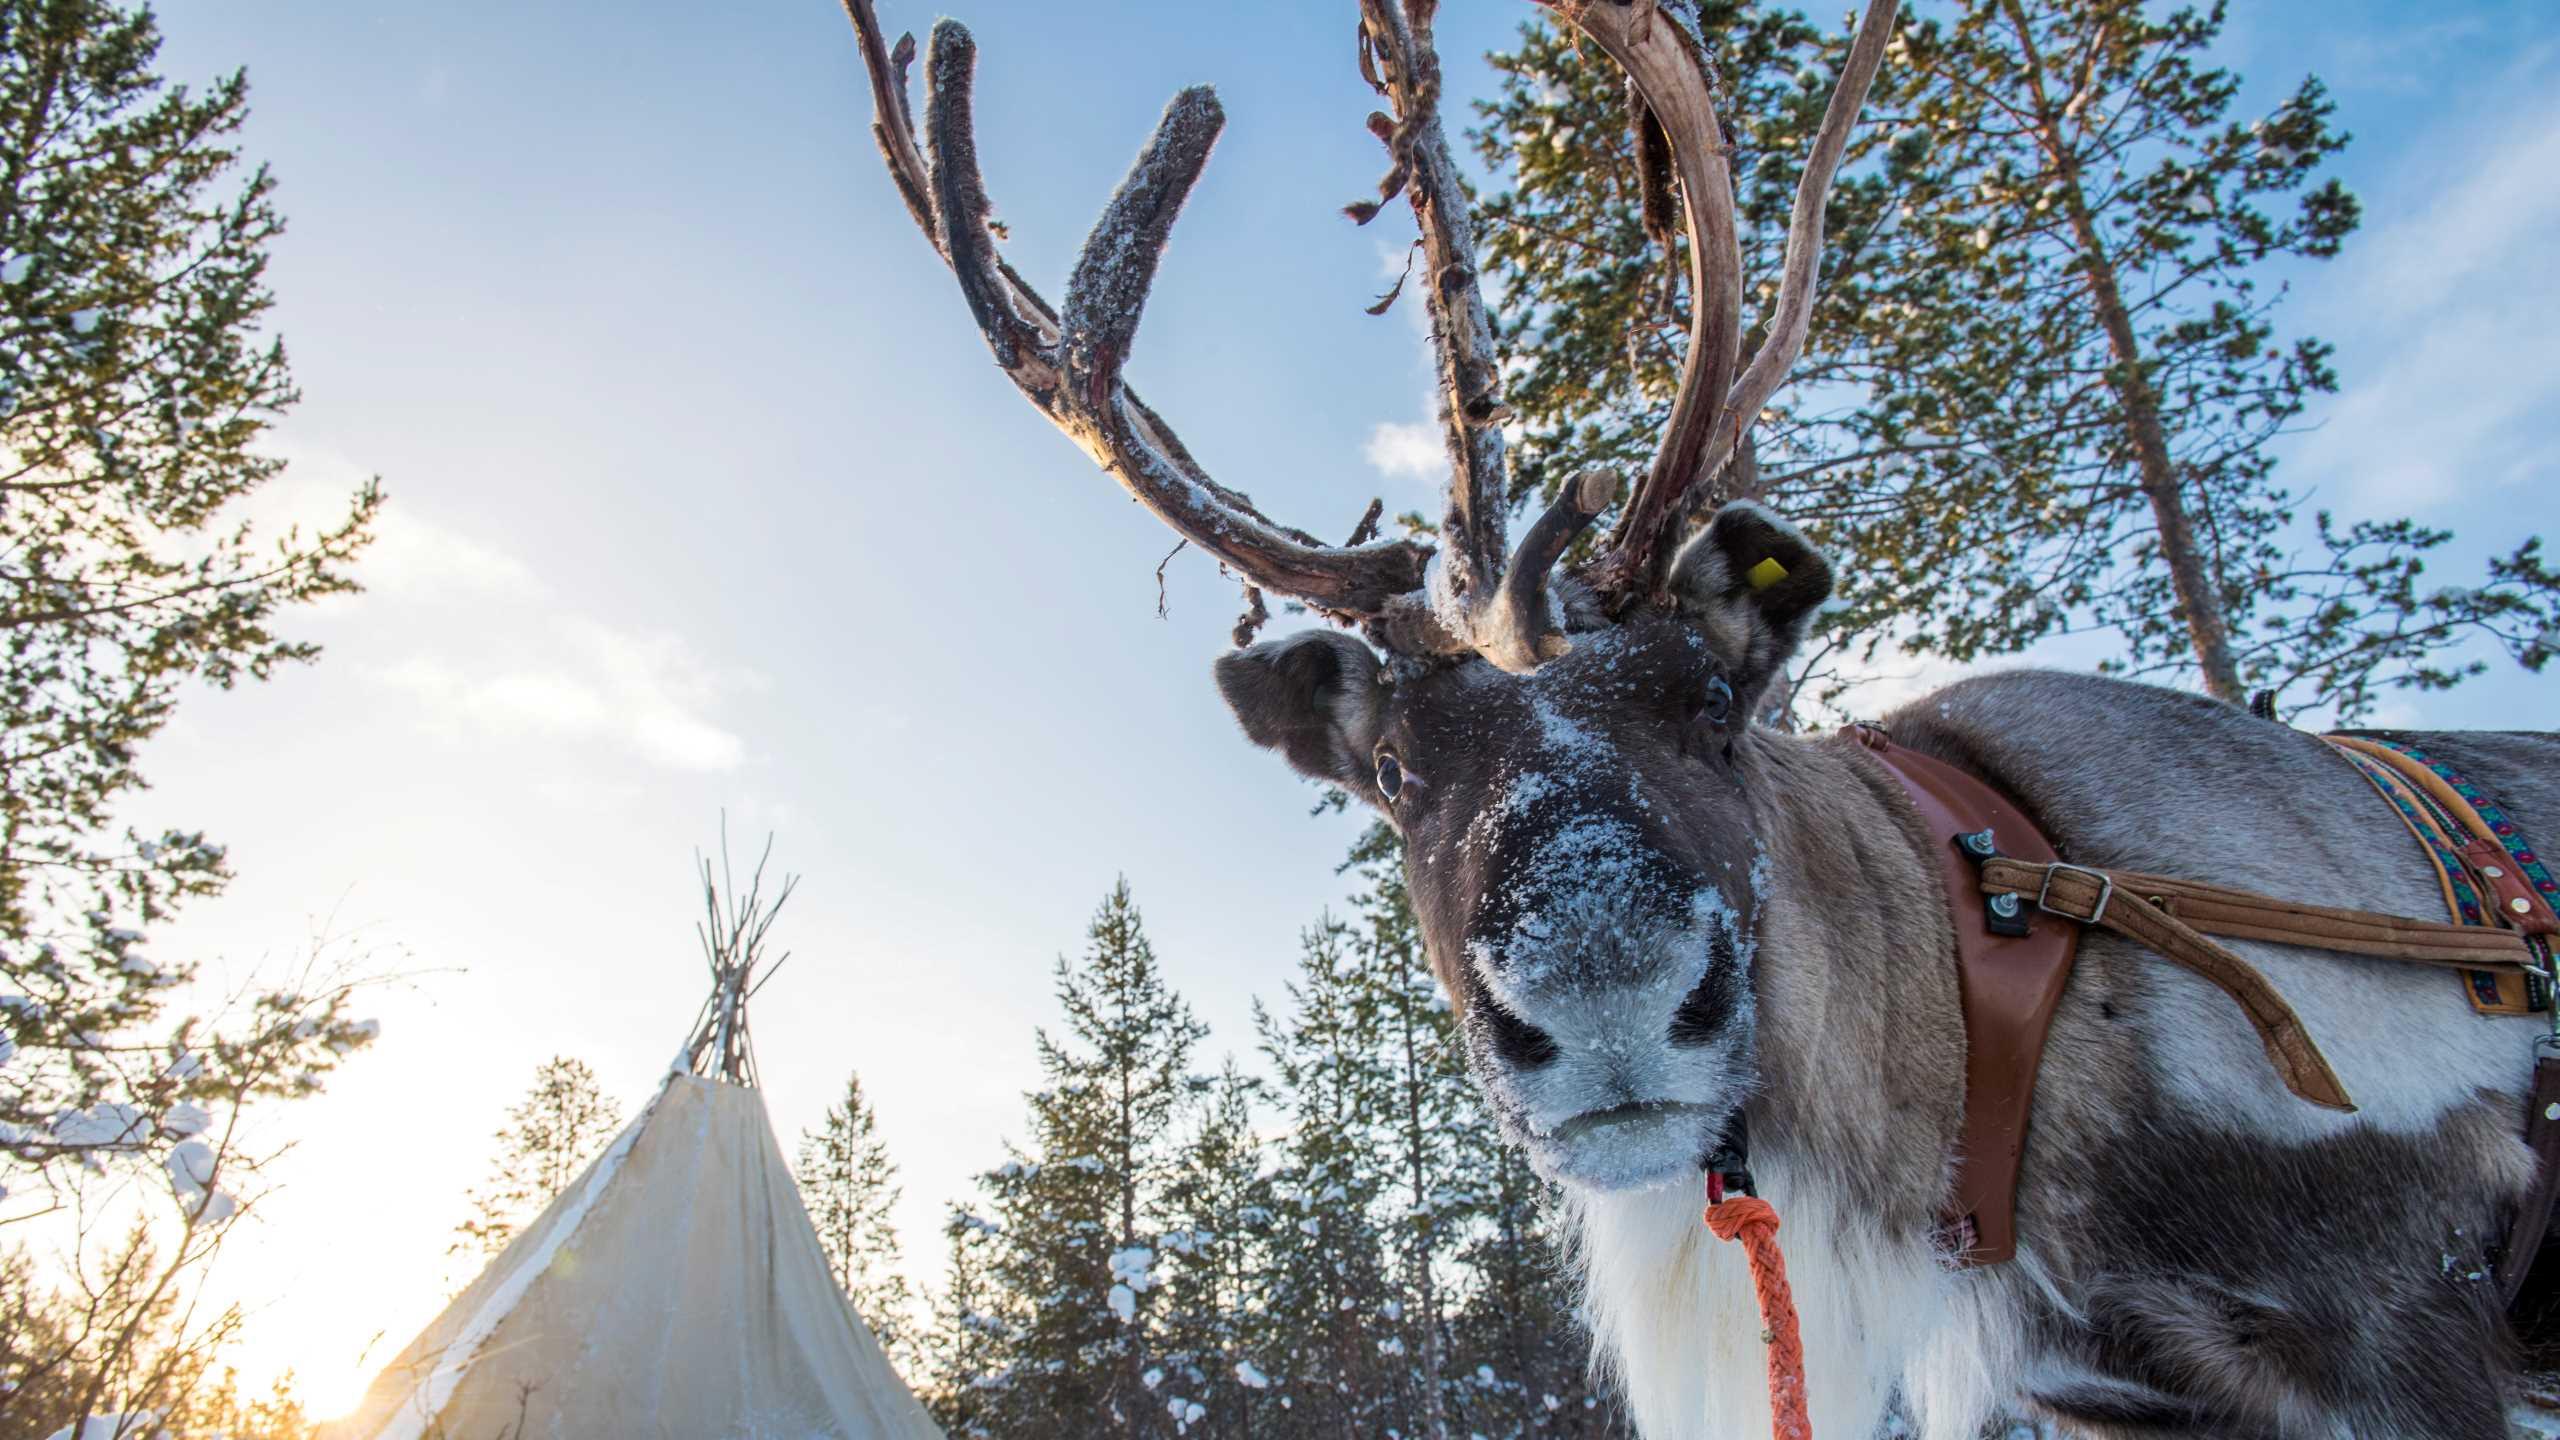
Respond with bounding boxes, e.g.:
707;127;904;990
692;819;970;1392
1348;1;1644;671
1553;0;1900;604
837;0;1894;666
840;3;1438;626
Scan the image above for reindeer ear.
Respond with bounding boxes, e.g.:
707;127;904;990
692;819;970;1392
1212;630;1388;788
1667;501;1833;719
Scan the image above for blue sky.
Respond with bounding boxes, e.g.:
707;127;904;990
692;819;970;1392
129;0;2557;1408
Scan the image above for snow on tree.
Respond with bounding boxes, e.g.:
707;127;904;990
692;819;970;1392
1154;1061;1275;1440
1336;823;1615;1439
1252;915;1402;1436
0;6;387;1420
927;879;1207;1439
921;1201;1011;1440
0;0;382;1216
1343;831;1474;1440
926;846;1633;1438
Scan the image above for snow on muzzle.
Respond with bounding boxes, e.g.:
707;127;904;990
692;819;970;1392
1460;814;1758;1191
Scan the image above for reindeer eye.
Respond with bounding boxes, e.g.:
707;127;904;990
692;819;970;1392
1375;751;1404;800
1701;674;1735;727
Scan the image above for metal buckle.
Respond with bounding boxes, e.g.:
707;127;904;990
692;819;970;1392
2036;863;2114;926
2525;947;2559;1039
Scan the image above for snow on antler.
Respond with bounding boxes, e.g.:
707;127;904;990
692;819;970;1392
837;0;1894;667
839;0;1441;629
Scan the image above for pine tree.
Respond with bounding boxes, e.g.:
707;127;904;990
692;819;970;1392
0;0;383;1396
1472;0;1960;714
1444;1136;1612;1439
451;1056;621;1258
931;860;1629;1437
1877;0;2558;713
1340;839;1471;1440
1473;1;2557;719
1253;917;1399;1438
1473;1;1855;512
937;880;1208;1439
795;1070;920;1372
1337;824;1615;1438
1154;1062;1275;1440
0;0;381;1203
922;1204;1011;1440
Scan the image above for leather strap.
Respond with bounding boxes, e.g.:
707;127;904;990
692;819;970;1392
1851;727;2078;1265
1853;722;2546;1277
2325;735;2555;1015
1981;865;2535;969
2324;735;2560;1307
2328;735;2560;938
1977;858;2356;1111
2508;1055;2560;1307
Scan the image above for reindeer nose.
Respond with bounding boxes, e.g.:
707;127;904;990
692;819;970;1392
1480;992;1559;1069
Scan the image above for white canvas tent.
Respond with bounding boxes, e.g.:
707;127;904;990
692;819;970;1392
329;849;943;1440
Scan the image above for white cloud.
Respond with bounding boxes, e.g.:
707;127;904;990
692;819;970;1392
371;617;751;772
212;439;536;607
1363;419;1444;481
360;511;539;602
2287;55;2560;511
224;438;760;771
2298;17;2495;97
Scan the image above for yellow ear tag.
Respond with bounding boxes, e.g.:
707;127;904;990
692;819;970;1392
1745;556;1790;591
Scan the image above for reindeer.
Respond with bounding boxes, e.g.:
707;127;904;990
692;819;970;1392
834;1;2557;1435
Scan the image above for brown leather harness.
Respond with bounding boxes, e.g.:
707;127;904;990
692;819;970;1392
1846;723;2560;1286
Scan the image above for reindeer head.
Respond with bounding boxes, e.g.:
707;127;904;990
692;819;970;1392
1215;504;1833;1187
842;0;1894;1190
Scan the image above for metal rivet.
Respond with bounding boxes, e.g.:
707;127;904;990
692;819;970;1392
1988;892;2021;919
1962;829;1997;856
2484;865;2506;879
2543;1102;2558;1123
2515;898;2535;915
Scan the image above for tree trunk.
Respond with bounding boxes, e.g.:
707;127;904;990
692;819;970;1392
1500;1157;1537;1434
1398;994;1450;1440
1116;1062;1147;1439
2001;0;2246;703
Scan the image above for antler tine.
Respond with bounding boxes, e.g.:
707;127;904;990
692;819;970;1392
920;24;1047;371
1716;0;1898;462
1360;0;1560;669
1551;0;1745;603
841;0;1448;629
842;1;931;240
1558;0;1899;602
1058;87;1222;407
1484;469;1620;667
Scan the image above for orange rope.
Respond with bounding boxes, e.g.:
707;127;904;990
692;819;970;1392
1705;1189;1811;1440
